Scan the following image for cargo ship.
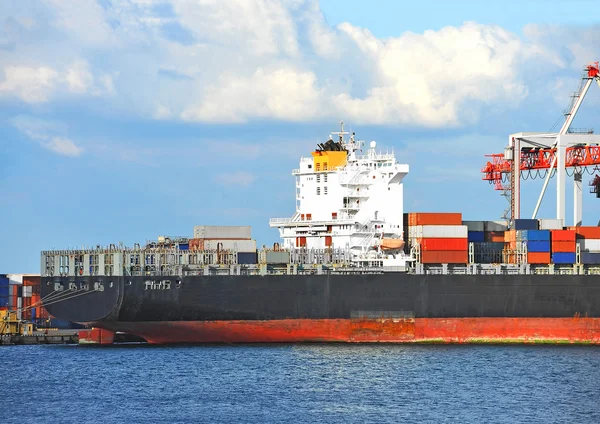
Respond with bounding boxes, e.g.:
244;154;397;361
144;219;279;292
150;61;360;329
37;119;600;345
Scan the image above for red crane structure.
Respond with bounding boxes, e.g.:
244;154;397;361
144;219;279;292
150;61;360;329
482;62;600;225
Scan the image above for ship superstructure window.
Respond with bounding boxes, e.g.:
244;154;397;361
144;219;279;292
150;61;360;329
316;175;321;183
324;186;328;195
317;187;321;195
324;174;328;183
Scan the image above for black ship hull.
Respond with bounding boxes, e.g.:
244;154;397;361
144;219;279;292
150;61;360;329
40;273;600;344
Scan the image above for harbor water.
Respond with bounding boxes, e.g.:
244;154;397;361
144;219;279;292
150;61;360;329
1;344;599;423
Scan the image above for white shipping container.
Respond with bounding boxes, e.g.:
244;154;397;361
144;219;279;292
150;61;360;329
17;297;22;320
577;239;600;252
23;286;32;298
7;274;23;285
484;221;509;232
462;221;484;232
409;225;468;239
538;219;564;230
193;225;252;240
202;239;257;252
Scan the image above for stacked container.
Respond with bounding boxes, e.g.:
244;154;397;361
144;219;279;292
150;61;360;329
3;274;50;324
0;274;8;310
550;230;576;264
189;226;257;264
463;221;508;263
405;213;468;264
519;230;551;264
573;226;600;265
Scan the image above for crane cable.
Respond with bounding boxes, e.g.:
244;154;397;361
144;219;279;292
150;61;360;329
10;287;101;315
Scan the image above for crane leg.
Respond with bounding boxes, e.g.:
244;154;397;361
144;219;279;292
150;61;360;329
574;172;582;226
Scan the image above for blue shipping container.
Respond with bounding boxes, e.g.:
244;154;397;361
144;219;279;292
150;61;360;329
179;244;189;251
514;219;538;230
468;231;485;242
0;276;9;286
0;285;8;297
521;230;550;241
552;252;576;264
31;308;36;321
581;252;600;265
526;241;550;252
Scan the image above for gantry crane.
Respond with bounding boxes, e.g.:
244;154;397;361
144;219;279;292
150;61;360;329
482;62;600;225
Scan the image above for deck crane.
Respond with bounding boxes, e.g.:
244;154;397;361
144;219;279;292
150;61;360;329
481;62;600;226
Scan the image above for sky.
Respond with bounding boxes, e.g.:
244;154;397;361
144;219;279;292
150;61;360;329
1;0;600;273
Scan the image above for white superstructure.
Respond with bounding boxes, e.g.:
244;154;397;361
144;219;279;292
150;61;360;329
270;122;410;268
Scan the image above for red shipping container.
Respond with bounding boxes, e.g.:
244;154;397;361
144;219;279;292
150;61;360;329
420;238;468;251
189;239;205;250
573;226;600;239
486;231;505;243
408;212;462;226
421;250;468;264
527;252;551;264
551;241;576;253
551;230;576;242
23;275;41;286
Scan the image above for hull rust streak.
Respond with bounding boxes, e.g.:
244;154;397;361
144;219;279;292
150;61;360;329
98;318;600;345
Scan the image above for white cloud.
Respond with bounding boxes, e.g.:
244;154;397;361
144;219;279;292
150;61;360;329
0;66;58;103
1;0;599;127
12;115;84;157
214;171;256;187
43;136;84;157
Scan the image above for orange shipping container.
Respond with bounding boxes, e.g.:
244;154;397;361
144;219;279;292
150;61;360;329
551;230;576;242
506;241;517;250
573;226;600;239
528;252;551;264
486;231;505;243
408;212;462;226
504;230;516;242
23;275;41;286
419;238;468;251
551;241;576;252
421;250;468;264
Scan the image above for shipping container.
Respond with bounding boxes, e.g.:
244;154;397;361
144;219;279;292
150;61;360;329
419;238;468;251
407;212;462;226
504;230;516;242
581;252;600;265
178;243;189;251
409;225;468;239
0;285;8;297
202;239;257;252
527;252;551;264
7;274;23;285
237;252;258;265
463;221;484;232
484;221;509;232
514;219;538;230
467;231;485;243
475;242;505;251
538;219;563;230
0;296;8;308
193;225;251;240
23;286;32;298
573;226;600;239
577;239;600;252
485;231;505;243
551;241;576;253
0;276;8;286
552;252;576;264
420;250;468;264
518;230;550;241
526;241;550;252
259;251;291;264
551;230;576;242
23;275;40;286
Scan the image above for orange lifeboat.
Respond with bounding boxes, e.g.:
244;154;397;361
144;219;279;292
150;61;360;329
380;238;405;251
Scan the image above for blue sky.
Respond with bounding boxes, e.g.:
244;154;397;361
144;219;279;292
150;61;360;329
1;0;600;272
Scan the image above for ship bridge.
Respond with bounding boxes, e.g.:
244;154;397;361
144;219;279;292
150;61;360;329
270;121;409;266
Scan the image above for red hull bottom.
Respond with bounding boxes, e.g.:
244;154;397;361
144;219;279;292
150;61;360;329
98;318;600;345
